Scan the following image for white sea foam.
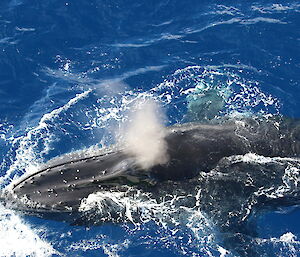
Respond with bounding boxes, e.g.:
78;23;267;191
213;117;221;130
79;187;171;225
279;232;297;243
252;3;300;14
256;232;300;256
68;236;130;257
154;65;280;119
78;186;226;256
0;90;91;188
0;204;58;257
218;246;229;257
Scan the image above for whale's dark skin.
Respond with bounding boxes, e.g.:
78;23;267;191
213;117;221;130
7;117;300;214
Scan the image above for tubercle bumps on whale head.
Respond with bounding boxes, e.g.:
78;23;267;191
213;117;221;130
7;150;159;212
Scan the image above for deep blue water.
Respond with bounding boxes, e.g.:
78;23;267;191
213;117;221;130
0;1;300;256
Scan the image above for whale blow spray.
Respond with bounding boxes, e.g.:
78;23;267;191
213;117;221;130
123;100;169;169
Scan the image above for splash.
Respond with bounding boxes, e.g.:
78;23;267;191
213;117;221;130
0;89;92;188
153;65;280;122
0;204;58;257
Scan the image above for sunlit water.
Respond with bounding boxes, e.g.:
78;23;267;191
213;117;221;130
0;1;300;256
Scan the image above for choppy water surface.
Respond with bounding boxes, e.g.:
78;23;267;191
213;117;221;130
0;1;300;256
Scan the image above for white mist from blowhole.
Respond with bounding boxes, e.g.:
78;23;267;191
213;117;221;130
121;99;169;170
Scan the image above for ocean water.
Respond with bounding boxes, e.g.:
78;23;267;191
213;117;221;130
0;1;300;256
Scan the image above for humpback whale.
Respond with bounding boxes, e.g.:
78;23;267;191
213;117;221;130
3;116;300;256
5;117;300;215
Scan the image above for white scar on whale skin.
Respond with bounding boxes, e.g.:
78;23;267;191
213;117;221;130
122;99;169;170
